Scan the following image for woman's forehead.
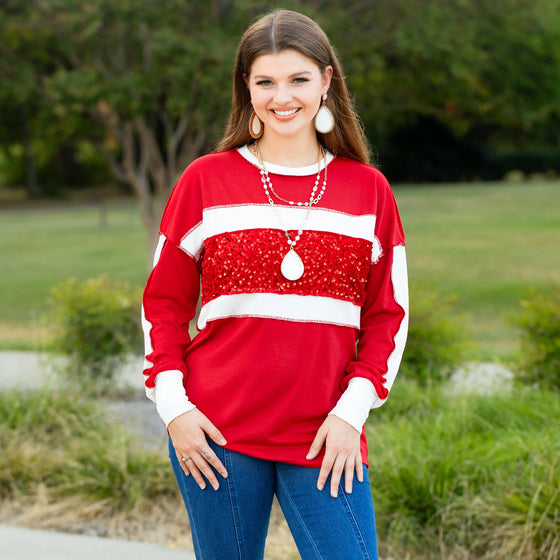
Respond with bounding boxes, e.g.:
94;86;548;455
249;49;320;78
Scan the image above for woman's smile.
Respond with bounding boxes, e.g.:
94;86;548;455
271;107;301;119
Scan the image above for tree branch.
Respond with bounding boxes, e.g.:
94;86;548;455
134;116;167;196
168;115;189;180
94;142;127;183
178;128;206;171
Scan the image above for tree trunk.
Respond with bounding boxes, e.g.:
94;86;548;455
144;193;168;267
95;113;206;267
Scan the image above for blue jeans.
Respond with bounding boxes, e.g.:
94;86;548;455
169;438;378;560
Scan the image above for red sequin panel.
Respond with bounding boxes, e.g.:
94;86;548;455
201;229;372;306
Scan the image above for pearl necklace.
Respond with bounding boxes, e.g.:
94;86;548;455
255;142;327;207
254;141;328;281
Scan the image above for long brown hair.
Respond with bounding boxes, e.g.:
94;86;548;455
216;10;372;165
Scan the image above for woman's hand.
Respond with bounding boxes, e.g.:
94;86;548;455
168;408;228;490
306;415;363;498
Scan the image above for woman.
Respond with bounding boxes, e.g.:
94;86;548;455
142;9;408;560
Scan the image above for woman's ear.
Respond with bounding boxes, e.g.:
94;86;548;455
322;65;333;93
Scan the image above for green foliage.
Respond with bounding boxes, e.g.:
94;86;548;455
401;284;468;385
0;390;174;511
512;286;560;390
3;0;560;190
323;0;560;181
50;275;142;389
331;0;560;144
370;382;560;559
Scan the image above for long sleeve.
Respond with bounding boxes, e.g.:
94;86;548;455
141;160;205;416
341;181;409;408
329;246;408;430
142;237;201;400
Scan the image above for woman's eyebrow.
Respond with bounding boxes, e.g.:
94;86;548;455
253;71;313;80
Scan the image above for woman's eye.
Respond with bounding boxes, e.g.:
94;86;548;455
254;77;308;87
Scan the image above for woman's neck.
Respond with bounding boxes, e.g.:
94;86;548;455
255;132;321;167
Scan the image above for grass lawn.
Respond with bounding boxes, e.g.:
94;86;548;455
0;180;559;359
394;180;560;360
0;201;149;349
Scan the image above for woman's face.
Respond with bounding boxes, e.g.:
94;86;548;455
247;49;332;141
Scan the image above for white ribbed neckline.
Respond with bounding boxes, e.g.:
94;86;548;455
237;145;335;176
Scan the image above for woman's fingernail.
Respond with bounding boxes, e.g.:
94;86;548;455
219;438;227;445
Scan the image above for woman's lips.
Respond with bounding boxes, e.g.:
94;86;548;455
270;107;301;121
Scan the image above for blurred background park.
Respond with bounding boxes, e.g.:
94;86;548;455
0;1;559;559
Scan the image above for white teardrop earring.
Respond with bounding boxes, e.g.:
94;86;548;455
249;111;263;139
314;93;335;134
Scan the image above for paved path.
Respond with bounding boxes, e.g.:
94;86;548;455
0;525;196;560
0;351;141;391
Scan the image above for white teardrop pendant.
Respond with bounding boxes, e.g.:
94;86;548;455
281;249;305;281
314;104;335;134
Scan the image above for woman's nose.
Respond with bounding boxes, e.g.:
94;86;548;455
274;84;292;104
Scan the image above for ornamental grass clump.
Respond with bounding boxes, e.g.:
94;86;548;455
50;275;143;391
0;391;175;512
368;382;560;560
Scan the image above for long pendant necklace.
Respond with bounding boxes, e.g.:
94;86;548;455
254;141;328;281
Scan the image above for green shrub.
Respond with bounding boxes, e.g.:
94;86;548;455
400;285;468;386
368;383;560;560
512;286;560;390
50;275;142;389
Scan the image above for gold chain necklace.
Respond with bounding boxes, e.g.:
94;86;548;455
254;141;327;207
254;142;328;281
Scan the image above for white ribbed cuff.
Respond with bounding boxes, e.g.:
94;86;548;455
329;377;376;433
154;370;196;427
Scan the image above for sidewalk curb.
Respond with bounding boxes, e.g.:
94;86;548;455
0;525;196;560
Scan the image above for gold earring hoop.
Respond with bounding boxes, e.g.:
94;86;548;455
314;93;335;134
249;111;263;139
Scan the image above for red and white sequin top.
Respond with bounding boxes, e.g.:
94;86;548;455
142;147;408;467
